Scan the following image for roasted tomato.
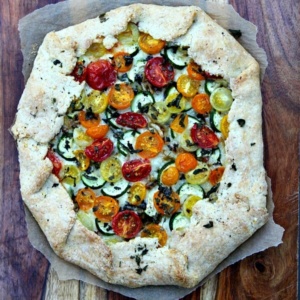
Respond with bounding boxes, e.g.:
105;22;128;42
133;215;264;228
86;124;109;139
220;115;229;139
187;61;205;81
191;94;212;115
145;57;174;88
108;83;134;110
84;138;113;162
70;61;87;83
112;51;133;72
177;74;200;98
112;210;142;239
46;150;62;177
100;156;122;183
75;188;96;211
86;60;117;91
73;150;90;171
161;166;180;186
153;188;180;216
122;159;151;182
208;166;225;186
170;113;188;133
190;124;219;149
175;152;198;173
141;224;167;247
116;112;147;129
93;196;119;222
78;110;100;128
128;182;147;206
135;131;164;159
138;33;166;54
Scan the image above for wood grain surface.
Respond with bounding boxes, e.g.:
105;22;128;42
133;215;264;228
0;0;298;299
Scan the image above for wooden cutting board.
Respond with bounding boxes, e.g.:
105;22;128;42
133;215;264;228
0;0;298;299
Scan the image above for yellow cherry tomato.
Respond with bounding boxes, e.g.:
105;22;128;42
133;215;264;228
128;182;147;206
100;156;122;183
141;224;168;247
183;195;202;218
220;114;229;139
177;74;200;98
73;150;90;171
138;33;166;54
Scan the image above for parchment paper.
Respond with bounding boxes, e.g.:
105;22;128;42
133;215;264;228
19;1;283;299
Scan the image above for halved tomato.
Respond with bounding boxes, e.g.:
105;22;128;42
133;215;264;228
191;94;212;115
161;166;179;186
177;74;200;98
175;152;197;173
128;182;147;206
112;210;142;239
113;51;133;72
86;124;109;139
116;112;147;129
190;124;219;149
93;196;119;222
108;83;134;110
100;156;122;183
208;166;225;186
46;150;62;177
141;224;168;247
70;61;86;83
220;115;229;139
78;110;100;128
122;159;151;182
135;131;164;159
170;113;188;133
187;61;205;81
84;138;113;162
145;57;174;88
86;60;117;91
153;188;180;216
73;150;90;171
75;188;96;211
138;33;166;54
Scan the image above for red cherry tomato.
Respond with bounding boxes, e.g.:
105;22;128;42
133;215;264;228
84;138;113;162
122;159;151;182
112;210;142;239
46;150;62;177
116;112;147;129
190;124;219;149
145;57;174;88
71;61;87;83
86;60;117;91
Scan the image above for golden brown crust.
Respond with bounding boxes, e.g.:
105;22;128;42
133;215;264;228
12;4;268;288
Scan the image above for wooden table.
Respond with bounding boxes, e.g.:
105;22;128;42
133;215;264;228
0;0;298;299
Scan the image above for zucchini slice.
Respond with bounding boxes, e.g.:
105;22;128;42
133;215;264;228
127;60;146;82
81;168;106;189
117;130;140;156
205;79;228;95
177;182;204;203
209;110;223;132
57;134;76;161
169;212;190;231
131;91;155;113
164;45;190;69
105;106;122;129
101;178;130;198
95;219;115;236
196;147;221;165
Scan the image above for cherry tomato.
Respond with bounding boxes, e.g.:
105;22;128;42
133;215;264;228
170;113;188;133
190;124;219;149
73;150;90;171
93;196;119;222
145;57;174;88
108;83;134;110
187;61;205;81
78;110;100;128
113;51;133;72
86;60;117;91
191;94;212;115
135;131;164;159
116;112;147;129
183;195;202;218
75;187;96;211
128;182;147;206
138;33;166;54
122;159;151;182
185;162;210;185
46;150;62;177
86;124;109;139
141;224;168;247
112;210;142;239
175;153;198;173
60;165;81;186
161;166;179;186
220;115;229;139
100;156;122;183
208;166;225;186
177;74;200;98
153;189;180;216
84;90;108;114
84;138;113;162
70;61;87;83
85;42;108;59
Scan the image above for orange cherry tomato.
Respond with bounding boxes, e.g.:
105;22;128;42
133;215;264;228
208;166;225;186
161;166;179;186
153;188;180;216
78;110;100;128
177;74;200;98
108;83;134;110
128;182;147;206
170;113;188;133
86;124;109;139
187;61;205;81
93;196;119;222
175;153;198;173
138;33;166;54
113;51;133;72
191;93;212;115
141;223;168;247
135;131;164;159
220;115;229;139
75;188;96;211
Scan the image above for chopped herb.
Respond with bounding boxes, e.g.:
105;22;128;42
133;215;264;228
231;163;237;171
203;221;214;228
179;113;186;128
99;13;108;23
250;142;256;146
53;59;62;67
167;94;182;108
227;183;232;187
193;168;208;175
52;183;59;188
124;55;133;66
237;119;246;127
